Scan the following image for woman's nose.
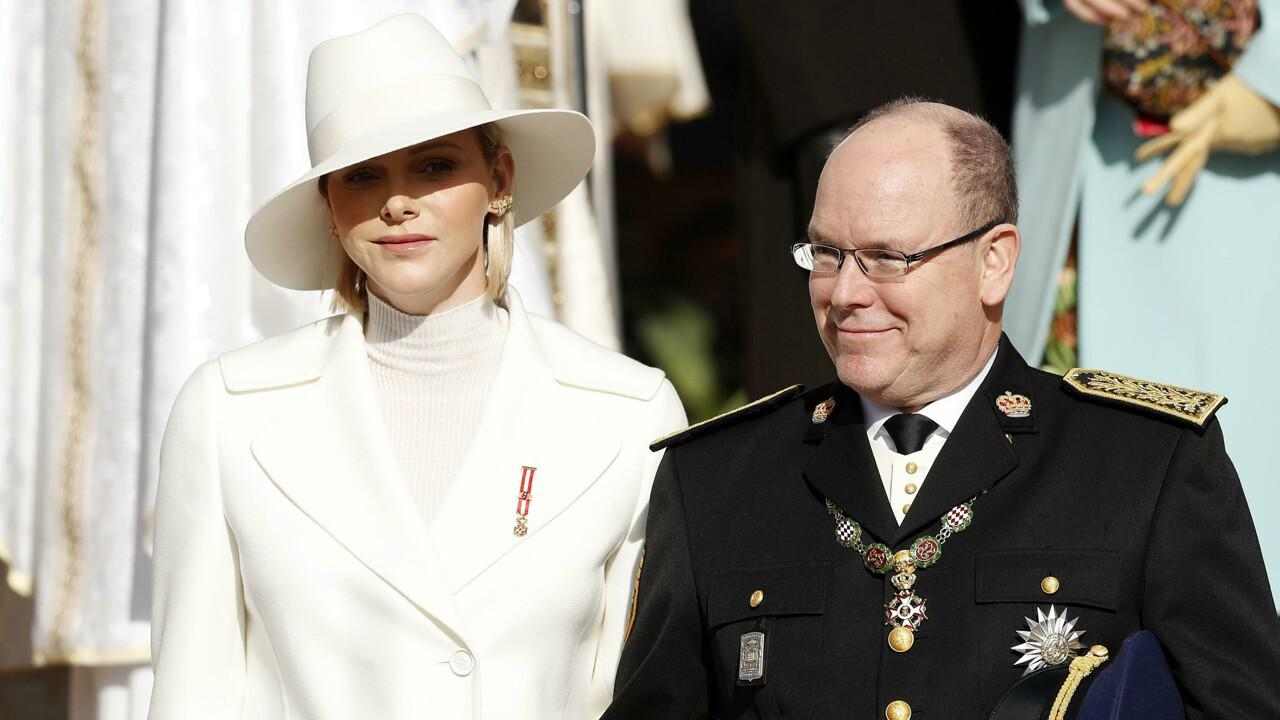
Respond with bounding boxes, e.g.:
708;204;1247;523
381;195;419;224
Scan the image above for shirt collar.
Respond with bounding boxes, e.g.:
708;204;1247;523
860;345;999;439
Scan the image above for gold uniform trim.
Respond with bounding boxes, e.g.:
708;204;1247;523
650;384;804;451
1063;368;1226;428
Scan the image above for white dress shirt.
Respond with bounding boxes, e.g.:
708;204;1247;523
861;348;999;524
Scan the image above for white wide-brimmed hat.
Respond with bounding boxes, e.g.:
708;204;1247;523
245;13;596;290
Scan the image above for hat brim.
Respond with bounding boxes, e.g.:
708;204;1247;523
245;108;595;291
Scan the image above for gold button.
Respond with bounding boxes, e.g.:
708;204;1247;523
749;590;764;608
905;462;918;474
885;700;912;720
1040;576;1060;595
904;482;918;495
902;503;912;515
1090;645;1109;658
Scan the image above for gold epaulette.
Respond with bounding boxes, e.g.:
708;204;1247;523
650;385;805;451
1062;368;1226;429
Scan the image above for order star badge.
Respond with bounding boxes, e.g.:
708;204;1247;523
1011;605;1086;675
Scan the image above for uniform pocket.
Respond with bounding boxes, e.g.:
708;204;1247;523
707;563;829;627
974;549;1120;610
704;564;830;718
973;549;1123;713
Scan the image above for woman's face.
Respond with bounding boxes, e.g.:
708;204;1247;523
325;128;513;315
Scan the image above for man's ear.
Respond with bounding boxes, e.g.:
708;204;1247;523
979;223;1020;307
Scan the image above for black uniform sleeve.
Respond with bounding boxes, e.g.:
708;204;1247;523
1141;420;1280;719
606;450;712;719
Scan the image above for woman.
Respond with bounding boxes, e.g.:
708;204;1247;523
148;14;685;719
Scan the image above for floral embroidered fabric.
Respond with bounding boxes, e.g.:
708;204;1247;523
1103;0;1258;120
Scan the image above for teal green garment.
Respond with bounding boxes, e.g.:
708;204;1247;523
1009;0;1280;600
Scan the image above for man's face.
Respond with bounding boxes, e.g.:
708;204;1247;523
807;116;1003;409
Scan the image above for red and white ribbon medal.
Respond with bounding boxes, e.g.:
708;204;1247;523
513;465;536;536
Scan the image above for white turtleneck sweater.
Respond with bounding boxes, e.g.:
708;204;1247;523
364;291;508;527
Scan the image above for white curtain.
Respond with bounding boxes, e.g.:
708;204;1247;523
1;2;563;718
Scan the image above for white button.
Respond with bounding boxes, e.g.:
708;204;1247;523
449;649;475;676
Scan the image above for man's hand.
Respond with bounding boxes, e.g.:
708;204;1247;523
1063;0;1148;25
1136;74;1280;206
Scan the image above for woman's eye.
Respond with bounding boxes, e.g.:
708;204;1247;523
342;168;379;185
416;159;456;175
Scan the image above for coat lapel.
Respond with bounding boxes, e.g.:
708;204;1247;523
429;295;621;594
891;336;1028;545
803;389;901;545
248;314;466;640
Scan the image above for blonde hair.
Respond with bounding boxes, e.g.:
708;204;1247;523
328;122;512;313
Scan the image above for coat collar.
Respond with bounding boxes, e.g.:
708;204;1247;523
218;289;663;399
891;335;1029;543
804;334;1031;547
240;291;625;642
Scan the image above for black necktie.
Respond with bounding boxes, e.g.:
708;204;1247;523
884;413;938;455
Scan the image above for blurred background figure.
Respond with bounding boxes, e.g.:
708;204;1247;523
1008;0;1280;597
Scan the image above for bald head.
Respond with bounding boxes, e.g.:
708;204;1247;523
837;99;1017;229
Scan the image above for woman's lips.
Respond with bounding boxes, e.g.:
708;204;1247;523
373;234;435;252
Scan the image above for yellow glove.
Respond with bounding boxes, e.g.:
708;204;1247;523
1135;74;1280;206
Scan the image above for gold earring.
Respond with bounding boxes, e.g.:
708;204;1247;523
488;195;513;217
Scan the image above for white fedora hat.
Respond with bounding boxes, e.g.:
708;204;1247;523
245;13;596;290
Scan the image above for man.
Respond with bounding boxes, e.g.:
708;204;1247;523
606;100;1280;719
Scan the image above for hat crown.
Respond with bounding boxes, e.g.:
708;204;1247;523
303;14;490;162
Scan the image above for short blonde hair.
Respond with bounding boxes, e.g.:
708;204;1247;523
327;122;511;313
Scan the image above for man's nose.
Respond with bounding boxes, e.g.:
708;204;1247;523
828;258;877;309
381;195;419;224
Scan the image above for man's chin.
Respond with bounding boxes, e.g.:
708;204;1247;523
834;357;895;400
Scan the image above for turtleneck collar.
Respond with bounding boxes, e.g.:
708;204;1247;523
364;291;508;375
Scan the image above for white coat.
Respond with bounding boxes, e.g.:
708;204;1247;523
148;293;686;719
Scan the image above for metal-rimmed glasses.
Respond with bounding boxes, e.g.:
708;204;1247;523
790;219;1003;279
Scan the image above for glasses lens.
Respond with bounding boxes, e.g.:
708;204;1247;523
855;249;908;278
793;244;841;273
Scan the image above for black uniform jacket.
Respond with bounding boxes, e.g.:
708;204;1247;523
607;337;1280;719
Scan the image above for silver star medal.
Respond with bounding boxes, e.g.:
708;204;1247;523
1011;605;1086;675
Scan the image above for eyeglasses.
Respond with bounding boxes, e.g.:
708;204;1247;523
790;220;1003;279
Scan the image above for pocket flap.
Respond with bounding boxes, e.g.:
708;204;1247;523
706;563;829;628
974;549;1119;611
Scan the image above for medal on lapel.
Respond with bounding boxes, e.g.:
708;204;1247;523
513;465;536;537
811;397;836;424
995;391;1032;418
825;497;976;653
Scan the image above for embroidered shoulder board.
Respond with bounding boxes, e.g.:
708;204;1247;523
650;384;805;451
1062;368;1226;429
